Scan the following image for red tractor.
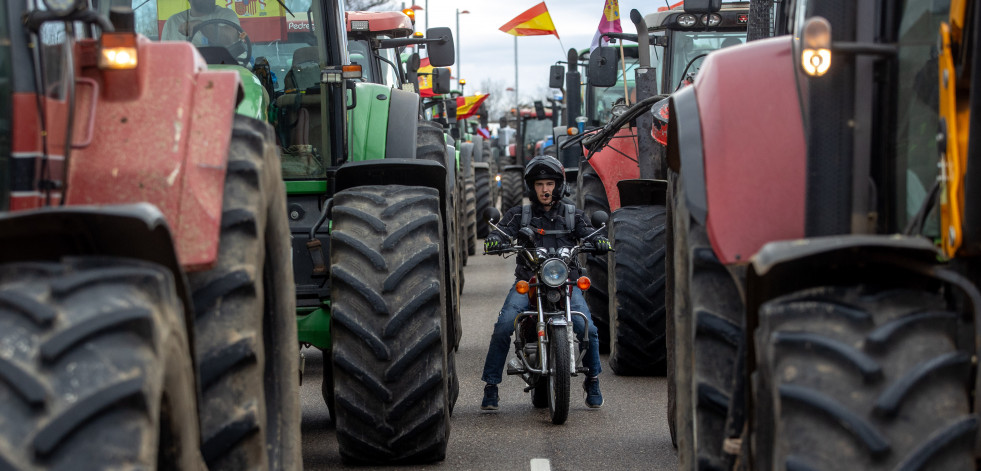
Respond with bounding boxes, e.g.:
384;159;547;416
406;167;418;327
668;0;981;469
0;2;298;469
572;2;750;357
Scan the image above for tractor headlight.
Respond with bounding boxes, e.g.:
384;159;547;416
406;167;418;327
540;259;569;288
677;14;697;28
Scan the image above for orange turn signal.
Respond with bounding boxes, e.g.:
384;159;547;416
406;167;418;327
515;280;530;294
567;127;578;135
577;276;591;291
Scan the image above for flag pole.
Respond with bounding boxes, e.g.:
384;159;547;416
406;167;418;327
514;35;519;110
619;40;629;105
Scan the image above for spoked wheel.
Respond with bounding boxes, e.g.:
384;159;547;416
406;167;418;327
547;324;571;425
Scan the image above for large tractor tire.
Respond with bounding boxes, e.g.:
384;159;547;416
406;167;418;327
464;177;477;255
186;115;301;471
670;173;744;470
474;163;492;239
329;185;450;464
482;142;500;209
608;205;668;376
577;161;611;352
0;258;204;470
500;166;524;212
754;286;976;471
462;143;477;256
416;121;462;345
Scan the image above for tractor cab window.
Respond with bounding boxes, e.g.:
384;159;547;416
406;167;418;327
347;38;398;87
521;117;554;159
891;0;948;235
112;0;338;179
667;30;744;91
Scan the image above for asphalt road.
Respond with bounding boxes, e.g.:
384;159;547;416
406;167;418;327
299;248;678;470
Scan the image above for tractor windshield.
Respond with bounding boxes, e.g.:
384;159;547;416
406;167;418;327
891;0;947;235
521;118;554;159
348;38;401;88
667;30;744;91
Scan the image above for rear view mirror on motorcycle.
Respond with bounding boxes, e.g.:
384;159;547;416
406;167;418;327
590;210;609;228
485;207;502;224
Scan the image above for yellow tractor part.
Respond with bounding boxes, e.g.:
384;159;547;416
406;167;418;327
938;0;971;257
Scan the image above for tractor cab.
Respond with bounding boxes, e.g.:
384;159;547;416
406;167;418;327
643;1;748;93
345;10;413;89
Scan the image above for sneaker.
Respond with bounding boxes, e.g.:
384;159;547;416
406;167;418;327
583;377;603;408
481;384;499;410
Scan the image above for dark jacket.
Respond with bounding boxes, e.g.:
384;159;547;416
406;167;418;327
495;201;598;280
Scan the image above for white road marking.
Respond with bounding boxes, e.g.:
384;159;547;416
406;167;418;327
530;458;551;471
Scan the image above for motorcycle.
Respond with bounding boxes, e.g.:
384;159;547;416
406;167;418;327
484;207;609;424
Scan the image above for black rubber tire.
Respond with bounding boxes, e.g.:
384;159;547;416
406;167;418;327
547;325;571;425
500;166;524;212
671;168;744;471
416;120;462;355
187;115;301;471
0;259;203;470
665;171;680;448
474;163;492;239
754;286;976;471
465;177;477;256
577;161;611;352
608;205;668;376
330;185;450;464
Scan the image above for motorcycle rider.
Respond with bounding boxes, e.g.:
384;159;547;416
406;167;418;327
481;155;612;410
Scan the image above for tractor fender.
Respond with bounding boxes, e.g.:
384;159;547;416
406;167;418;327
669;36;806;265
0;203;194;342
385;88;420;159
65;38;241;270
583;126;640;212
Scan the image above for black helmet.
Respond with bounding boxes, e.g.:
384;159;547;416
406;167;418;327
524;155;565;199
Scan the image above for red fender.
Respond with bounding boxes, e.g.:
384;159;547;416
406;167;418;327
694;37;806;264
583;126;640;212
12;36;242;271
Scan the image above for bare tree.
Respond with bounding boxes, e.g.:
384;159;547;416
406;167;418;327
344;0;394;11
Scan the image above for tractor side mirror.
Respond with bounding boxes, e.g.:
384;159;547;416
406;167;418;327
426;27;455;67
587;47;618;88
534;100;546;120
683;0;721;13
549;65;564;89
432;67;451;95
590;210;609;228
445;95;458;119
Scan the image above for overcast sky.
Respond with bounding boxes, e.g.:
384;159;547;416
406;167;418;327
398;0;676;103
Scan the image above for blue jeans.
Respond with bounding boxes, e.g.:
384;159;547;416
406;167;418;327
481;283;602;385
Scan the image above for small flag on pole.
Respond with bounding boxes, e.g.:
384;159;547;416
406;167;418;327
590;0;622;51
456;94;490;120
499;2;559;38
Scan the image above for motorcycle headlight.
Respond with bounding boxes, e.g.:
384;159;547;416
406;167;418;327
540;259;569;288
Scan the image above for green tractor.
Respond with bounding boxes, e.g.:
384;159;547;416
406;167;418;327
122;0;460;463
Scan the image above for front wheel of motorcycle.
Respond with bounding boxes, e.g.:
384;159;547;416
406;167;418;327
547;324;571;425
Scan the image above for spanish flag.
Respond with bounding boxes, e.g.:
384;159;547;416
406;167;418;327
499;2;559;38
456;94;490;120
